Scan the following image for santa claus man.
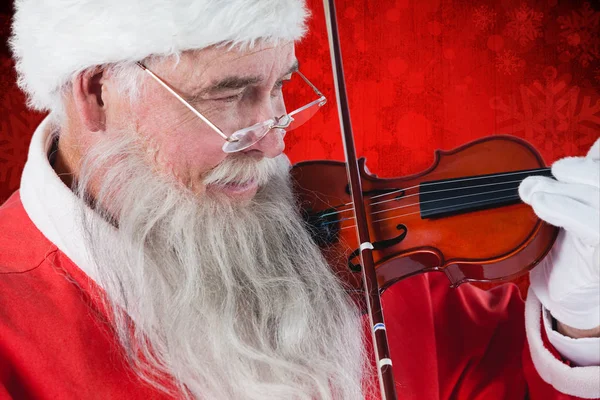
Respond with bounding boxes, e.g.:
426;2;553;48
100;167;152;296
0;0;598;399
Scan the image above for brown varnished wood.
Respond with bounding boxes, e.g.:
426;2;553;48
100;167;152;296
291;135;559;294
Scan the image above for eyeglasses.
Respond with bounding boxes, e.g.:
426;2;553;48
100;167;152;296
136;62;327;153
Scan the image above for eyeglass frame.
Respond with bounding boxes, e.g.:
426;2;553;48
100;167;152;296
135;61;326;150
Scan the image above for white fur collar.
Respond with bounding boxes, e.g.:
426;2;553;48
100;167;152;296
20;115;105;284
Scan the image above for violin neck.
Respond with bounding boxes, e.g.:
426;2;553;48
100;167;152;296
419;167;552;219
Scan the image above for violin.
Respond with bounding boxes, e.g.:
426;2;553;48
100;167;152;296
292;135;558;298
295;1;559;398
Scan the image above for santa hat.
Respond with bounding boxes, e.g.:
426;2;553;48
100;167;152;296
9;0;309;113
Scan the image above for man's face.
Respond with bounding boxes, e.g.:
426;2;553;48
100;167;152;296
112;41;297;202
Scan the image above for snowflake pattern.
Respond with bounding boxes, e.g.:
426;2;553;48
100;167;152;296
472;5;496;32
489;67;600;153
557;2;600;68
496;50;523;75
504;4;544;47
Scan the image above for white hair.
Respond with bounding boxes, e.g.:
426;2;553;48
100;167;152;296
52;44;259;125
52;52;178;125
71;126;374;399
50;59;148;125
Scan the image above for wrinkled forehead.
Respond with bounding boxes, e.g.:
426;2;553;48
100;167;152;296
153;41;297;87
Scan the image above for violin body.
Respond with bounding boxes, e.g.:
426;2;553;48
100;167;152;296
292;135;559;294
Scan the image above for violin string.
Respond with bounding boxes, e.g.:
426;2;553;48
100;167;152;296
321;168;551;217
321;184;522;226
371;167;550;200
320;173;540;217
340;193;521;230
370;185;517;217
322;167;551;216
324;177;525;218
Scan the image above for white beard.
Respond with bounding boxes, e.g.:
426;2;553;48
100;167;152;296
72;129;372;399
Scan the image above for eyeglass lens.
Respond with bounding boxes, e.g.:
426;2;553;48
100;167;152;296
287;97;326;131
221;73;326;153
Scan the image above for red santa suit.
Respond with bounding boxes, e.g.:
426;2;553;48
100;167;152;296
1;117;599;399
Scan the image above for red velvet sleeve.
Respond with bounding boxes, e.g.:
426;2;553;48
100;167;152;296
0;386;13;400
427;276;529;399
363;273;599;399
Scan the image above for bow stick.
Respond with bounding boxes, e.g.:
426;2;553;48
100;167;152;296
321;1;398;399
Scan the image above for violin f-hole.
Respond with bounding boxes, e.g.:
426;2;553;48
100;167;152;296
348;224;409;272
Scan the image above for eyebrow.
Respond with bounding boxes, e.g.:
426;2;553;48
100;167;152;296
191;60;300;99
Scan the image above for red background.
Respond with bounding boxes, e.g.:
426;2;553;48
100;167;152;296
1;0;599;293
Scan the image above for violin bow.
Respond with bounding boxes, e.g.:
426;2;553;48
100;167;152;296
321;1;398;399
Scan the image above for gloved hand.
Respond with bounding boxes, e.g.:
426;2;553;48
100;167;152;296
519;138;600;330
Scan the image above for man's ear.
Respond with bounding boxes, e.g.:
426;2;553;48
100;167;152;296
72;67;107;132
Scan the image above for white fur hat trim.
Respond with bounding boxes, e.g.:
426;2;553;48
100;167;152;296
10;0;309;112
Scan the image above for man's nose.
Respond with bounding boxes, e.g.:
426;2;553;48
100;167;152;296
242;101;286;158
242;127;285;158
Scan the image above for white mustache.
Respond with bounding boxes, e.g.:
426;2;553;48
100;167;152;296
202;154;287;187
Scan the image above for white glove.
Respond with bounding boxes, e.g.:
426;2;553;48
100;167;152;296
519;138;600;330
